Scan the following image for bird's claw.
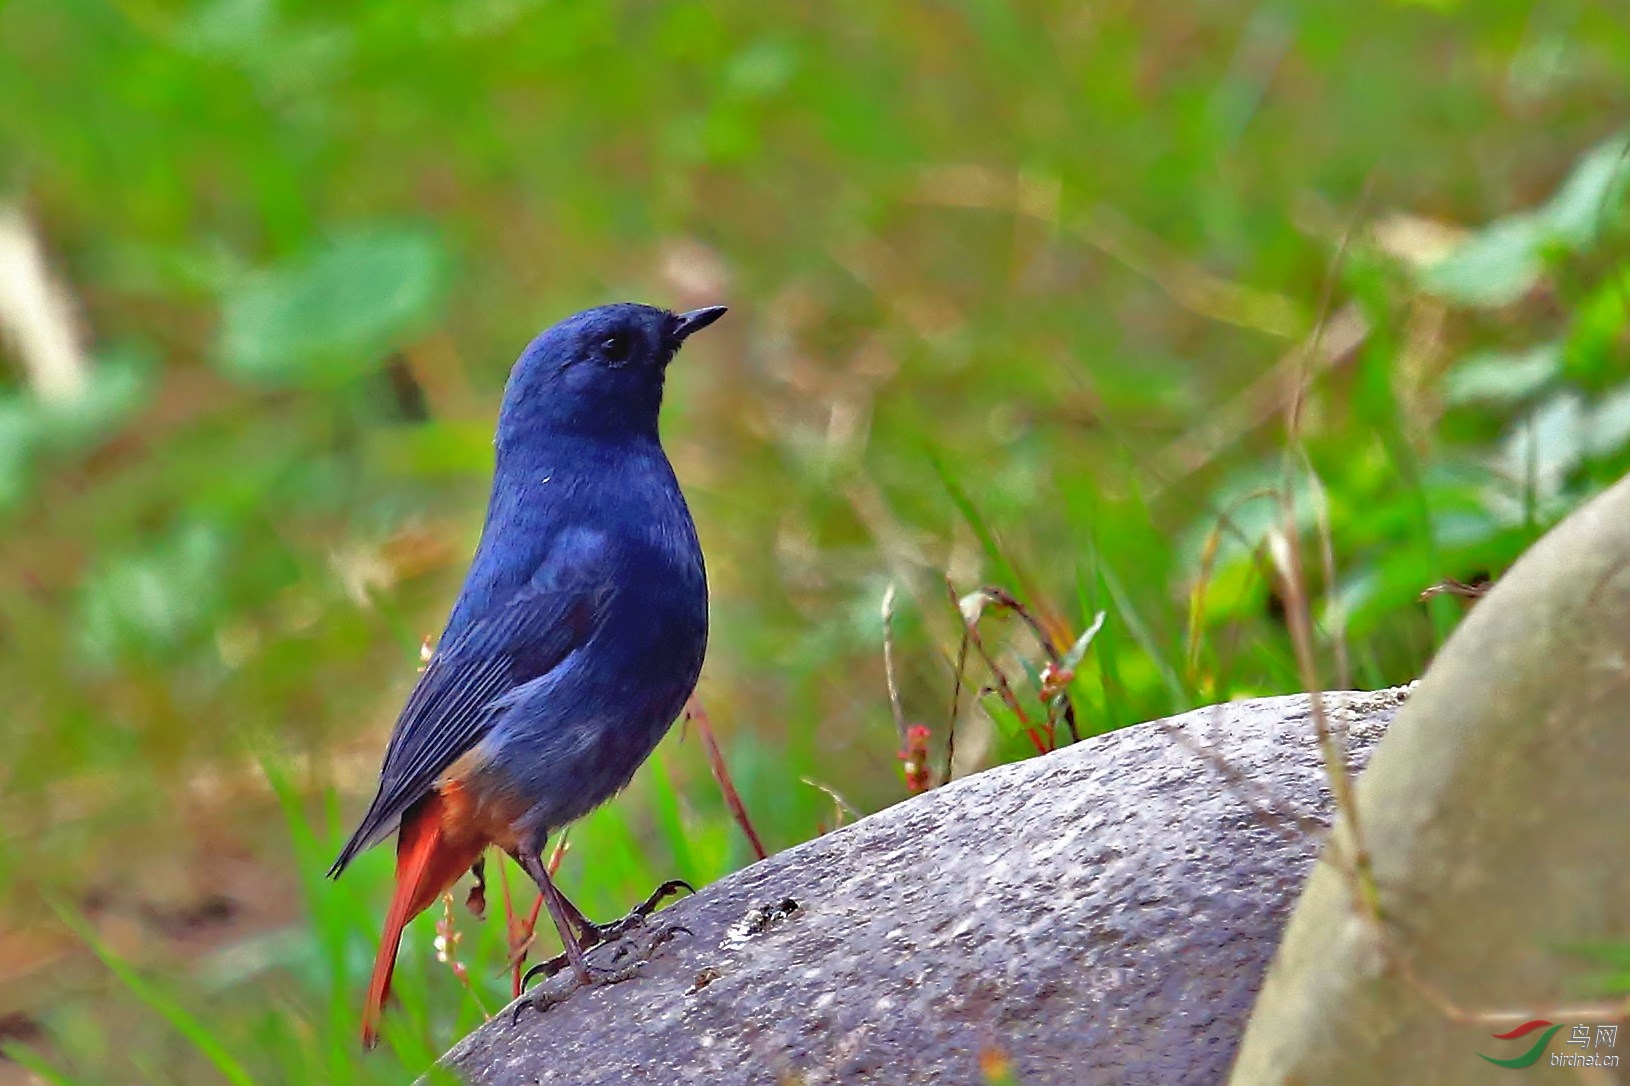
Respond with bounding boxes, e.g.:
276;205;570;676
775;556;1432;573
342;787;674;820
520;920;694;988
516;879;695;996
520;950;572;989
579;879;694;946
514;956;653;1021
513;985;562;1024
613;922;691;962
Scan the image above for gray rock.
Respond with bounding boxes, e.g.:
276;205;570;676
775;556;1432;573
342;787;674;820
437;689;1408;1086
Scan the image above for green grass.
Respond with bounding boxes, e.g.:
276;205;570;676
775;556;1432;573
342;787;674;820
0;2;1627;1081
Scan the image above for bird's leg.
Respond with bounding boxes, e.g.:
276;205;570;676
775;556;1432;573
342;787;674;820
532;878;695;953
516;850;593;985
517;877;697;991
550;885;600;946
502;872;583;983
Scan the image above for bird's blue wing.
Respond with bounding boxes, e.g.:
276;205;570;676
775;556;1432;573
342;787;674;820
328;531;611;876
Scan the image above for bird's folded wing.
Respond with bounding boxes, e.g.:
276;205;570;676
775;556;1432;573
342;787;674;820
328;535;611;876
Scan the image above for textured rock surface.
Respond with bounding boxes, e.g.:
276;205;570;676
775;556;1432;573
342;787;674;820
1232;476;1630;1085
437;689;1408;1086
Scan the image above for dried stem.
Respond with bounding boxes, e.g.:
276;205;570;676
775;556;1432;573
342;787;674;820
1269;173;1383;923
974;586;1082;744
946;578;1050;754
687;697;768;861
435;894;488;1016
1302;457;1351;690
943;614;971;783
881;584;933;792
800;777;863;832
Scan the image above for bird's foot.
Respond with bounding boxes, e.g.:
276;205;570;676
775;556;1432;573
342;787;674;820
515;877;694;1008
514;924;690;1022
519;877;693;971
514;961;641;1020
519;922;693;989
608;920;690;963
519;915;693;994
518;948;573;988
575;878;694;949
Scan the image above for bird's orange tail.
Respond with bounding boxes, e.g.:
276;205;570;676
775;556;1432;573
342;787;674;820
362;786;487;1048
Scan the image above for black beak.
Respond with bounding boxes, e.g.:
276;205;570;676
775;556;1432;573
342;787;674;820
672;306;728;342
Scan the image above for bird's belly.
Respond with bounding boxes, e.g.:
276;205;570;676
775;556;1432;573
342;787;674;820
469;617;703;840
427;767;533;856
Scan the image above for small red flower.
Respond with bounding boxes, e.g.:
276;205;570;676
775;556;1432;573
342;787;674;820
897;724;933;793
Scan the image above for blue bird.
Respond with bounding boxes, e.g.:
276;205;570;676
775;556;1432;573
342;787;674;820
328;302;725;1046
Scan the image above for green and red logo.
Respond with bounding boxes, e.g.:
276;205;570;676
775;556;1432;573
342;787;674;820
1479;1021;1565;1069
1479;1019;1620;1069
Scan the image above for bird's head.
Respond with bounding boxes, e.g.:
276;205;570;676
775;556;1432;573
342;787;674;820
496;302;727;451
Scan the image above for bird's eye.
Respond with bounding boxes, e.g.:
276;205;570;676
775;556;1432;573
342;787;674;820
600;332;633;365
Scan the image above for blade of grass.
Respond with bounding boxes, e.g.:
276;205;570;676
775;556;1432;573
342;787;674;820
1096;557;1189;713
929;450;1022;591
1078;557;1126;731
0;1042;91;1086
1300;451;1351;689
1275;199;1384;922
1376;423;1458;644
881;583;910;749
648;752;696;878
52;905;260;1086
261;755;364;1043
942;607;972;782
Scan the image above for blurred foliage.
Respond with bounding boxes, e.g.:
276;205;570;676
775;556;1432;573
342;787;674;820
0;0;1625;1082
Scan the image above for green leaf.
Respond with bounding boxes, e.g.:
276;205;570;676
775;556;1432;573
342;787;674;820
1565;272;1630;383
1443;342;1561;405
1421;214;1546;307
1500;391;1586;502
1422;132;1629;308
0;350;152;511
1541;131;1630;247
76;520;228;664
1430;508;1501;548
33;348;152;451
725;40;799;99
218;226;446;388
0;397;39;509
0;1041;91;1086
1060;610;1108;671
1588;383;1630;459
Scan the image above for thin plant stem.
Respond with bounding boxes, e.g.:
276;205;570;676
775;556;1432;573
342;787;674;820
687;698;768;861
